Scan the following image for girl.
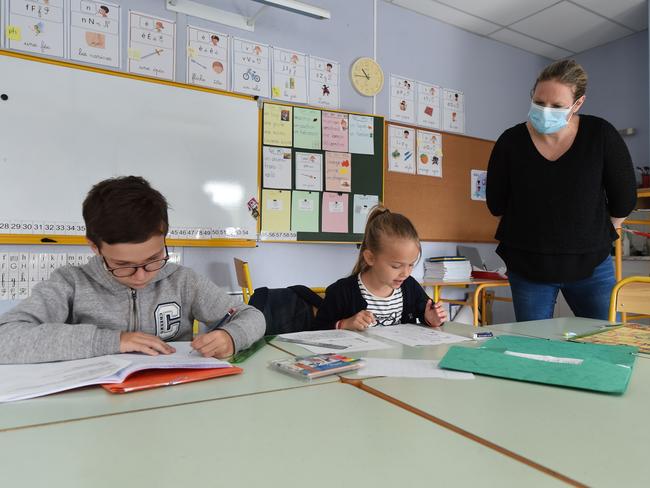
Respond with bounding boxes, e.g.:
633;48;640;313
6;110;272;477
315;206;447;330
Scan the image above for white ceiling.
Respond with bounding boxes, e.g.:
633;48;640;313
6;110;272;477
385;0;648;59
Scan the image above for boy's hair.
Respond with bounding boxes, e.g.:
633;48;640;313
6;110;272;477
352;206;421;275
532;59;588;102
83;176;169;247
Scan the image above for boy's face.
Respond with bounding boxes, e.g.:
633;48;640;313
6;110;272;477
90;234;167;289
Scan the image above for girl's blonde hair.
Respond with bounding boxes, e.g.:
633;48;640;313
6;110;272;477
532;59;588;102
352;206;421;275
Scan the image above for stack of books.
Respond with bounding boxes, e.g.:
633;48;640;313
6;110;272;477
424;256;472;281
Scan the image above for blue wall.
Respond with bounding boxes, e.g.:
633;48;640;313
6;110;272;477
1;0;644;323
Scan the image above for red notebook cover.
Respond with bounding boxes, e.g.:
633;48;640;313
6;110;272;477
101;366;243;394
471;270;508;280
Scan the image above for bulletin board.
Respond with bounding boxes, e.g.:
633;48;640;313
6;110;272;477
384;121;498;242
260;101;384;243
0;50;260;247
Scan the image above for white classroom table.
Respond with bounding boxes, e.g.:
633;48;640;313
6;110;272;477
0;382;564;488
0;344;337;432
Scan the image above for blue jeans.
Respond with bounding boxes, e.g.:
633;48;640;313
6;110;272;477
507;256;615;322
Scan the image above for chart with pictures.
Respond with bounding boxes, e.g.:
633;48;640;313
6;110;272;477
260;103;384;243
127;11;176;81
187;26;229;90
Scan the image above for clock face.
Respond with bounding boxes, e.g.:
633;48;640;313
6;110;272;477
350;57;384;96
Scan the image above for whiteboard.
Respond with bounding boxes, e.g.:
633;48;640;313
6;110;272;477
0;52;259;241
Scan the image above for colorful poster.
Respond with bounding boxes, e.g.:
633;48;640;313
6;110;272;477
325;152;352;193
295;152;323;191
388;124;415;174
70;0;120;68
417;81;441;130
127;11;176;81
308;55;340;109
232;37;270;97
7;0;65;58
389;75;415;124
261;189;291;232
471;170;487;201
187;26;229;90
416;130;443;178
293;107;321;150
443;88;465;133
291;191;319;232
353;194;379;234
322;192;349;233
348;115;374;155
263;104;292;147
272;47;308;103
322;111;348;152
262;146;292;189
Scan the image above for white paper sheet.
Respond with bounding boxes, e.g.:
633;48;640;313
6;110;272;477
356;357;474;379
0;342;230;403
277;330;393;354
366;324;471;347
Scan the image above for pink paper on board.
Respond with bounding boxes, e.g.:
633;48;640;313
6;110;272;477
322;111;349;152
321;192;349;233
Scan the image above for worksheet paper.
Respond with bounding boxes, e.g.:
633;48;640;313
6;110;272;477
295;152;323;191
277;330;392;354
0;343;230;403
366;324;471;347
355;358;474;379
262;146;292;189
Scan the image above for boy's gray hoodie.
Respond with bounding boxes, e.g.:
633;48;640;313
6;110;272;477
0;256;265;364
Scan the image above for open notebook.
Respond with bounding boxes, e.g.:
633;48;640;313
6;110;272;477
0;342;240;402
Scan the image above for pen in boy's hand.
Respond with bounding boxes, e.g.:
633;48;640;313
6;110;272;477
189;309;235;356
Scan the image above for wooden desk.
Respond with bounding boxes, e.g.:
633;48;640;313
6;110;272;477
422;279;511;327
0;382;564;487
0;344;338;432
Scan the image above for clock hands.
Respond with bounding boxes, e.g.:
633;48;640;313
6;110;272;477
361;68;370;80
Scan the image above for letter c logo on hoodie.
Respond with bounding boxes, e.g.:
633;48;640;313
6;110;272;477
155;302;181;340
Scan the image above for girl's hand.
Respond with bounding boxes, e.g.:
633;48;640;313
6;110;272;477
424;300;447;327
340;310;376;331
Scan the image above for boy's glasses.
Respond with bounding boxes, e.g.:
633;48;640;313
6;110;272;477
102;246;170;277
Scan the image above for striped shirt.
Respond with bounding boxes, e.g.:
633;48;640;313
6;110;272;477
358;275;403;327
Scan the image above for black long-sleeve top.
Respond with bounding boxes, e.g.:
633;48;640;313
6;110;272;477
486;114;637;282
314;275;430;329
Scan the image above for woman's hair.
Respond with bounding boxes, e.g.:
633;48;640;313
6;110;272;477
532;59;588;101
352;206;421;275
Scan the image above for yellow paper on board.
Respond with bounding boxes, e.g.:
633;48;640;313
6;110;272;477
187;47;197;59
263;104;292;147
261;189;291;232
128;48;141;60
7;25;21;41
272;86;281;98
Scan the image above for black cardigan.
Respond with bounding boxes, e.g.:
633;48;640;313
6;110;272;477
314;275;430;330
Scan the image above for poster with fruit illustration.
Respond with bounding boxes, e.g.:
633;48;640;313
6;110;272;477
325;152;352;192
416;129;442;177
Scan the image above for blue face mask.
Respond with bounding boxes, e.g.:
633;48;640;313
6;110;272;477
528;101;576;134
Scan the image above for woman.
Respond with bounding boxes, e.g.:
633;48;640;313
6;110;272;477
486;60;637;321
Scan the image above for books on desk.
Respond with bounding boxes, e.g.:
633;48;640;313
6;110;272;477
424;256;472;281
0;342;241;402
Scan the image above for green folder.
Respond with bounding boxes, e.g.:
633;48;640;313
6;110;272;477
439;335;637;394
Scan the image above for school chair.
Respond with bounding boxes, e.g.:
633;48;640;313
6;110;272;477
609;276;650;323
233;258;253;304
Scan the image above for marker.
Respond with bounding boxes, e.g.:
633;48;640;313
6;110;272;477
473;331;494;340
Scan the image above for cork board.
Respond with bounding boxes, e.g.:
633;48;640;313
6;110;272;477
384;121;498;242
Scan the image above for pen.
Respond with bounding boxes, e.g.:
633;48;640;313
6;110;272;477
207;310;234;332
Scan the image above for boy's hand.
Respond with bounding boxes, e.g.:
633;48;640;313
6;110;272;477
340;310;376;331
119;332;176;355
191;330;235;359
424;300;447;327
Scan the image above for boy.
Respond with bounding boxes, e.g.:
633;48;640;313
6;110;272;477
0;176;265;364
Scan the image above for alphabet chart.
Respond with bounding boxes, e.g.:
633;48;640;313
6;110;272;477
232;37;270;98
187;26;229;90
70;0;120;68
7;0;65;58
416;129;443;177
127;11;176;81
389;75;416;124
272;47;308;103
308;55;340;109
387;124;416;174
416;81;441;130
443;88;465;133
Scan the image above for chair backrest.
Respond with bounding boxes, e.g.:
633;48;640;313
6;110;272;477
609;276;650;322
233;258;253;304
